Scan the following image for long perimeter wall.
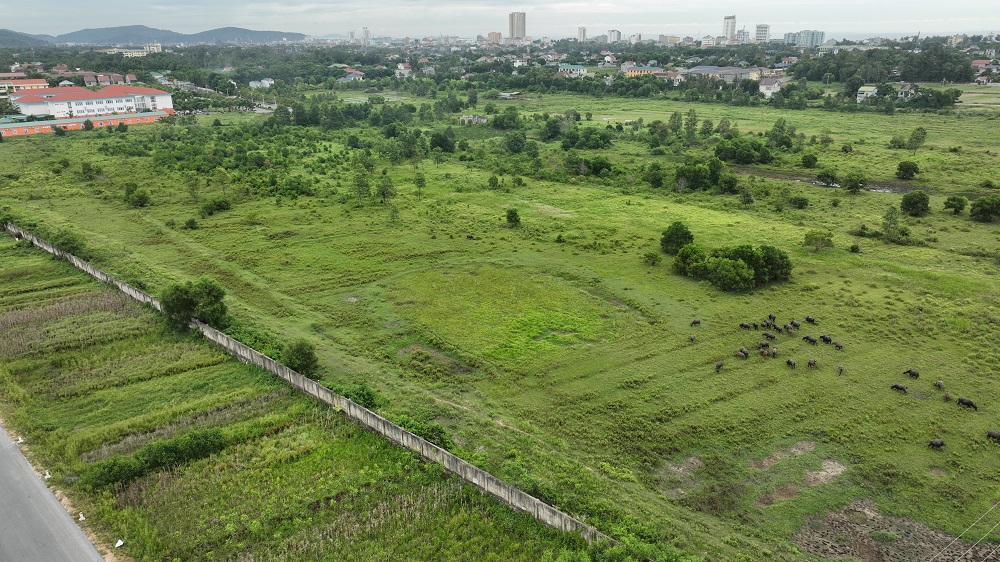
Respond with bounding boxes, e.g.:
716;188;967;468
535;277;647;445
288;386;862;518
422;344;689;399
3;222;609;544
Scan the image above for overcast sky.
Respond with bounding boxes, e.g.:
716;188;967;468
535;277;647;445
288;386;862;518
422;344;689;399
7;0;1000;39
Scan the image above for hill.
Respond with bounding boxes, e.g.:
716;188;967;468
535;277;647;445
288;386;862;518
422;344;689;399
51;25;305;45
0;28;50;47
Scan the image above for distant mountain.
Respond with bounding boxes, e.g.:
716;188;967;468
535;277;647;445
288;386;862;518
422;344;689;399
0;29;51;47
51;25;305;45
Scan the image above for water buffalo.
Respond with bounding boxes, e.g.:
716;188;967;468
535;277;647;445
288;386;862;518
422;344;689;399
806;315;816;324
734;350;749;359
761;320;772;329
934;380;943;390
904;369;919;379
820;335;833;344
758;341;770;350
691;319;701;327
771;347;778;359
764;332;777;340
928;439;945;450
944;392;952;402
786;359;796;369
774;325;784;334
790;320;801;328
838;364;844;376
808;359;818;369
769;312;777;322
957;397;978;410
988;430;1000;444
740;347;750;356
689;334;695;344
891;384;908;393
833;341;844;351
803;335;818;345
753;321;759;331
715;361;724;373
740;322;752;330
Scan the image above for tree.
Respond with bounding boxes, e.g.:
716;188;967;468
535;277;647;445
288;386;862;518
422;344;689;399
970;195;1000;222
843;171;868;194
900;190;930;216
0;98;21;116
673;243;706;275
282;338;319;377
740;187;754;207
816;169;839;186
906;127;927;155
353;173;370;206
705;257;756;292
660;221;694;255
160;278;228;329
801;154;818;168
642;251;662;266
503;131;526;154
376;176;396;204
881;206;907;241
83;119;94;131
804;230;834;252
414;172;426;200
116;121;128;133
944;195;967;215
506;208;520;227
896;161;920;180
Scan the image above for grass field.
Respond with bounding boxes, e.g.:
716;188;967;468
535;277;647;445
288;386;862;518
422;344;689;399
3;96;1000;560
0;239;595;561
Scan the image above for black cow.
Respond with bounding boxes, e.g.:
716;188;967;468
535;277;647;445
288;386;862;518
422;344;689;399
891;384;908;393
768;312;777;322
957;397;978;410
753;322;759;331
715;361;724;373
764;332;777;340
808;359;818;369
838;364;844;376
758;341;770;350
771;347;778;359
820;335;833;344
734;350;749;359
689;334;695;344
833;341;843;351
904;369;920;379
806;315;816;324
786;359;796;369
803;335;817;345
790;320;801;328
988;430;1000;444
691;319;701;327
740;322;752;330
928;439;945;450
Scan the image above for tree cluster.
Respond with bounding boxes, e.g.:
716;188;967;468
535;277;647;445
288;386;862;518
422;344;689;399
673;243;792;292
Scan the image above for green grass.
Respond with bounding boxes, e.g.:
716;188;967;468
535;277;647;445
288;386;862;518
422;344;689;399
3;102;1000;559
0;239;593;561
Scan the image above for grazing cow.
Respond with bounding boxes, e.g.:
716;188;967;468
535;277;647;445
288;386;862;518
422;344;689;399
928;439;945;450
771;347;778;359
786;359;796;369
838;364;844;376
691;319;701;327
808;359;817;369
761;320;772;329
734;350;749;359
820;335;833;344
758;341;770;350
891;384;908;393
764;332;777;341
944;392;952;402
803;335;817;345
833;341;843;351
987;430;1000;443
740;348;750;356
760;348;769;358
904;369;920;379
740;322;752;330
715;361;724;373
806;315;816;324
957;397;978;411
466;233;475;240
784;324;793;332
769;312;777;322
790;320;801;328
774;325;784;334
689;334;695;344
753;322;759;331
934;380;943;390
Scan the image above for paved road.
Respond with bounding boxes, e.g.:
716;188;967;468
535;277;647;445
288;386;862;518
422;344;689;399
0;422;104;562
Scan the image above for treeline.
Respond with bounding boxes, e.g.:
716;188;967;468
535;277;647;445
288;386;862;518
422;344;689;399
792;41;975;84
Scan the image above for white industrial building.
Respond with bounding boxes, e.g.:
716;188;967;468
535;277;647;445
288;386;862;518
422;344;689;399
9;85;174;119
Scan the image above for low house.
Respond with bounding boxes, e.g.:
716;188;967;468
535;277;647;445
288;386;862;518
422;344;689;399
395;63;411;78
976;74;993;85
856;85;879;103
759;77;782;99
972;59;993;69
624;66;663;78
459;114;488;125
897;83;919;100
557;64;587;78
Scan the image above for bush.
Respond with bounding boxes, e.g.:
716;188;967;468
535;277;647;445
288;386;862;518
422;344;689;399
183;218;199;230
841;144;853;153
160;277;227;329
49;228;88;257
83;429;226;488
282;338;320;377
888;135;906;149
642;251;662;266
944;195;967;215
505;208;520;227
843;171;868;194
660;221;694;254
788;195;809;209
849;243;861;253
801;154;818;168
896;161;920;180
971;195;1000;222
816;169;839;186
900;189;930;216
705;257;756;292
199;197;231;218
804;230;834;251
672;243;706;275
128;189;150;208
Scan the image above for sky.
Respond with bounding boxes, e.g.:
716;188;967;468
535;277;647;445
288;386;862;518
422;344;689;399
6;0;1000;40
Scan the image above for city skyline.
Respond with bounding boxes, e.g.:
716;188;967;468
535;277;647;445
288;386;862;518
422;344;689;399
5;1;1000;40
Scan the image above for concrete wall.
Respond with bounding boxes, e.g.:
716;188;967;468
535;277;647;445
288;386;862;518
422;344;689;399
3;222;609;544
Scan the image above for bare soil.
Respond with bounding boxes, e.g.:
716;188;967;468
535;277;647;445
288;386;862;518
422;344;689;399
750;440;816;469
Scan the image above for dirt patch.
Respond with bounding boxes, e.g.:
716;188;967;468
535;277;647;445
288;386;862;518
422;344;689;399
658;456;704;499
803;460;848;485
399;344;470;375
664;456;705;475
750;440;816;469
795;499;998;562
929;467;948;477
345;296;359;302
757;484;800;507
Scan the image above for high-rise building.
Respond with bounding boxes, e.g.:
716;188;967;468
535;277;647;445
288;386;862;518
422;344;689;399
755;24;770;43
784;30;825;47
608;29;622;43
735;29;750;44
509;12;526;40
723;15;736;39
487;31;502;43
577;26;587;42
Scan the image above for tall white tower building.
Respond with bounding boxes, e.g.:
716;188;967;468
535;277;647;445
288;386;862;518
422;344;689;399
723;15;736;39
509;12;526;40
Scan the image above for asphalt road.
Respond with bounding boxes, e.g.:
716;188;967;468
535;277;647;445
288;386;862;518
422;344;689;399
0;422;105;562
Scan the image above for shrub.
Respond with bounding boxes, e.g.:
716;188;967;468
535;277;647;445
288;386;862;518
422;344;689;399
816;169;839;186
900;189;930;216
642;251;662;266
83;429;226;488
944;195;967;215
660;221;694;255
801;154;818;168
971;195;1000;222
160;277;227;329
282;338;319;377
896;161;920;180
183;218;199;230
843;171;868;194
128;189;150;208
673;243;705;275
505;208;520;227
888;135;906;149
199;197;231;218
850;243;861;253
804;230;834;252
49;228;88;257
788;195;809;209
841;144;853;153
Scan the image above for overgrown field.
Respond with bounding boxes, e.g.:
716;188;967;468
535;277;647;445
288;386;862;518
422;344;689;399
0;239;594;561
2;94;1000;560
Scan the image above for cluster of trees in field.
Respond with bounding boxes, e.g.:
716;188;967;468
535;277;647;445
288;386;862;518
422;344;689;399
791;41;975;84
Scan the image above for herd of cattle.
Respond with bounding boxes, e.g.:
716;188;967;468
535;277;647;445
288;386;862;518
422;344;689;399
691;314;1000;451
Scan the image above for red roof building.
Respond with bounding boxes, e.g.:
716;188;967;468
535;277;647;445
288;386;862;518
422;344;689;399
10;85;174;118
0;79;50;95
